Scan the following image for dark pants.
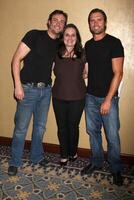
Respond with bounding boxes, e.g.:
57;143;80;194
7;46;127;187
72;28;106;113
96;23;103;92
52;98;85;158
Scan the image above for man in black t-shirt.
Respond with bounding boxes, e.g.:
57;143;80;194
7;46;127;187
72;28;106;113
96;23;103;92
81;8;124;186
8;10;68;176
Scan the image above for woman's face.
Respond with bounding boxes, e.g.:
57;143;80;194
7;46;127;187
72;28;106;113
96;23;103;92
63;27;77;48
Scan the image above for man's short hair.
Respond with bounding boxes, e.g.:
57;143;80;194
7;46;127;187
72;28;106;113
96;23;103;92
48;10;68;26
88;8;107;22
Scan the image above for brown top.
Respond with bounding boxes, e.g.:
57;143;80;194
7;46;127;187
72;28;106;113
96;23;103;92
52;56;86;100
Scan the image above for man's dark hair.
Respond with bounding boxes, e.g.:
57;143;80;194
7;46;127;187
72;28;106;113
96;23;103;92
88;8;107;23
47;10;68;27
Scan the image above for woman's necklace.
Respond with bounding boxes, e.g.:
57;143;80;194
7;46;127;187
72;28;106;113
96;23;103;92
64;49;74;58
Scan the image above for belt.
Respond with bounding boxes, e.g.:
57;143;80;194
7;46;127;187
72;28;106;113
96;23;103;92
23;82;50;88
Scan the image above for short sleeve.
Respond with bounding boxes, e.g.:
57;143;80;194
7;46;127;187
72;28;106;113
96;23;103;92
21;30;38;49
84;42;89;61
81;48;87;63
111;39;124;58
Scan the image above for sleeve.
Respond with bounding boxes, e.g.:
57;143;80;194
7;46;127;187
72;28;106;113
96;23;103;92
84;43;88;62
111;38;124;58
81;48;87;63
21;30;38;49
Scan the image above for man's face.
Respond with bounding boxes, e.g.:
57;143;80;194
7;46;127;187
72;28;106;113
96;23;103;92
89;12;106;35
48;14;66;35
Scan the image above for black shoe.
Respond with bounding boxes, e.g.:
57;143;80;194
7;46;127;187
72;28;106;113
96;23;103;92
69;154;78;162
112;172;123;186
60;158;68;166
81;163;102;175
38;158;49;167
8;166;18;176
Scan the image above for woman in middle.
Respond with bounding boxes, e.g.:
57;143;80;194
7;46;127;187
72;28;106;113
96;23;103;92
52;23;87;166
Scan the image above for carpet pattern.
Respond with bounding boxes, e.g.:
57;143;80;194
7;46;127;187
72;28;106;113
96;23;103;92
0;146;134;200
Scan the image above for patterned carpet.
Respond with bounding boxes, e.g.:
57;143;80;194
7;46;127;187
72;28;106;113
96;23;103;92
0;146;134;200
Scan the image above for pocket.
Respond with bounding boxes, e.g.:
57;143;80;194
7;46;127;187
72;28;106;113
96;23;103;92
113;96;119;103
22;84;32;96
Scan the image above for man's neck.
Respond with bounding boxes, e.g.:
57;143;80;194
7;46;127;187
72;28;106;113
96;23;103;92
47;29;58;39
93;32;106;41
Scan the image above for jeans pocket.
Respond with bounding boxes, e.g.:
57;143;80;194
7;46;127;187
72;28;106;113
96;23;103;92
22;84;31;92
112;96;119;105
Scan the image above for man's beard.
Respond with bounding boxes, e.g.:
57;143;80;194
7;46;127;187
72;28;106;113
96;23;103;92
90;26;106;35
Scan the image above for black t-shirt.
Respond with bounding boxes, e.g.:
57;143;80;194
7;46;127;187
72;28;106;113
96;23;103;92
20;30;59;84
85;34;124;97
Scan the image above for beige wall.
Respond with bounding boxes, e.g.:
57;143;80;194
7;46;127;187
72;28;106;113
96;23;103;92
0;0;134;155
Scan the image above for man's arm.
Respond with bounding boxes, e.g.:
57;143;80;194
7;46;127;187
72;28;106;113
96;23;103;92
100;57;124;115
11;42;30;100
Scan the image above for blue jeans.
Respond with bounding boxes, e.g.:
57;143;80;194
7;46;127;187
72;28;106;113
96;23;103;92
85;94;122;173
9;84;51;167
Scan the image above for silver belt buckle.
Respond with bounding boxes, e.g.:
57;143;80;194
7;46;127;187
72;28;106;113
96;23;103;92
37;82;45;87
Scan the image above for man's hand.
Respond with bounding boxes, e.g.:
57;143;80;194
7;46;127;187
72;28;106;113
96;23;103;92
100;99;111;115
14;86;24;100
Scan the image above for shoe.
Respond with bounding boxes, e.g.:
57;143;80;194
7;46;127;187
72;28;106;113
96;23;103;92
38;158;49;167
60;158;68;166
112;172;123;186
8;166;18;176
69;154;78;162
81;163;102;175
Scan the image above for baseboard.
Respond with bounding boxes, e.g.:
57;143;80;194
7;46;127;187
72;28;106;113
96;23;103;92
0;136;133;165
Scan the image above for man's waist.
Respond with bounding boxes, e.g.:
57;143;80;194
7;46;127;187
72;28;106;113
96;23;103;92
87;90;118;98
22;82;51;88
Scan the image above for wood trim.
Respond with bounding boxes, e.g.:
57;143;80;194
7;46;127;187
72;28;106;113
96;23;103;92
0;136;134;165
